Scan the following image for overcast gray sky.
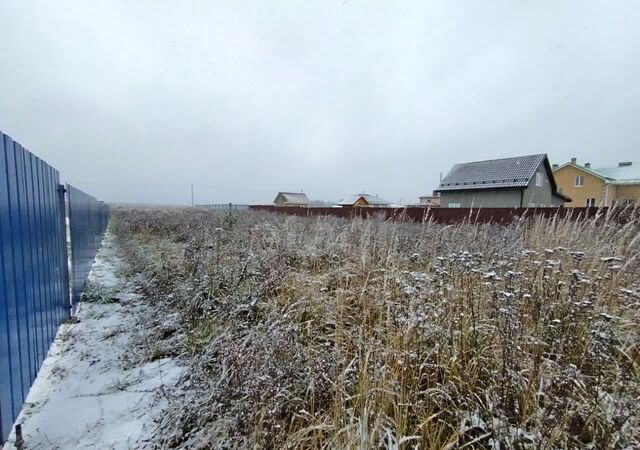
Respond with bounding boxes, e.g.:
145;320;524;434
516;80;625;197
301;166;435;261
1;1;639;205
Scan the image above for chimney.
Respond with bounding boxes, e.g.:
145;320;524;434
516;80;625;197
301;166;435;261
552;163;559;169
570;157;577;164
619;161;632;167
584;162;591;168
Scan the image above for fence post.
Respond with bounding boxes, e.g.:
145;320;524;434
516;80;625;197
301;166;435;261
58;184;71;317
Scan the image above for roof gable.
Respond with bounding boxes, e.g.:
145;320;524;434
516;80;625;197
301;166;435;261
552;163;613;181
436;154;547;192
338;193;390;206
554;162;640;184
274;192;309;204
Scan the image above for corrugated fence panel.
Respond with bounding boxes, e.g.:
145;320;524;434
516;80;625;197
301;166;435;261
249;205;612;224
0;131;70;442
0;133;18;442
67;185;109;306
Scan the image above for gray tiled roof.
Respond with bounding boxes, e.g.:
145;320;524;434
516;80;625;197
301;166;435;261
435;154;546;191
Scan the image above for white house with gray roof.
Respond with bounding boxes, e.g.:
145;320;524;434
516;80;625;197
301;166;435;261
434;154;570;208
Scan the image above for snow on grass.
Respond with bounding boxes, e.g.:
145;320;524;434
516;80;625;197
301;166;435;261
3;232;183;450
110;208;640;448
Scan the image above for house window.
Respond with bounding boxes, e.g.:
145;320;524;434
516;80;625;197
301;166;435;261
585;198;596;207
535;172;543;186
575;175;584;187
448;203;461;208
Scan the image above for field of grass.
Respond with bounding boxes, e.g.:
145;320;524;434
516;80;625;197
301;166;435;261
112;208;640;449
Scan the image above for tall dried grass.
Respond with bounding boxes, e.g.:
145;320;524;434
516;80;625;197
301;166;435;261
113;208;640;449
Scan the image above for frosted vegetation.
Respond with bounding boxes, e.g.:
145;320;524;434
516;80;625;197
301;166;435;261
112;208;640;449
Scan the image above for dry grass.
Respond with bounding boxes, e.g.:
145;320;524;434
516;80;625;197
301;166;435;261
112;208;640;449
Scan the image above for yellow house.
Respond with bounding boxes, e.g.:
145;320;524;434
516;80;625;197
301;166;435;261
553;159;640;207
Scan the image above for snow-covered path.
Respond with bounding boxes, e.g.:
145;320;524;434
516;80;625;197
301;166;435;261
3;233;182;450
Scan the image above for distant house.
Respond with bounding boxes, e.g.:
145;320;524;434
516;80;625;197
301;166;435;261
553;159;640;207
338;193;390;207
273;192;310;207
418;192;441;207
434;154;570;208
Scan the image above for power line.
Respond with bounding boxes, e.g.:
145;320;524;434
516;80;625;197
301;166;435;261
70;181;338;196
70;181;190;187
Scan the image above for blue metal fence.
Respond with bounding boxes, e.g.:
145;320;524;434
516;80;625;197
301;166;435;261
67;185;110;306
0;131;69;441
0;131;109;443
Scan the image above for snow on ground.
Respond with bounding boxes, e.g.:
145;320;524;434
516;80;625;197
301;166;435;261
3;233;183;450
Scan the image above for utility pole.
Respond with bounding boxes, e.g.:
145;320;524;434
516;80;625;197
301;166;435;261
190;184;194;207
